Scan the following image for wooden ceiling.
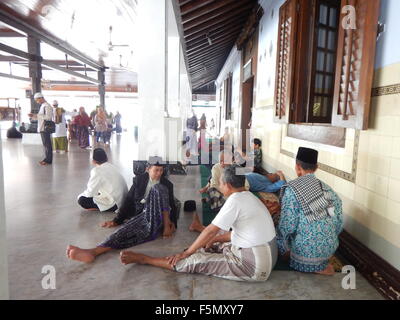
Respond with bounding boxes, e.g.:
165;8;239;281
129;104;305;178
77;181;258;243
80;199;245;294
177;0;258;94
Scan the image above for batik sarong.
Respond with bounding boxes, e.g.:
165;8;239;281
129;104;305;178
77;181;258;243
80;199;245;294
99;184;171;249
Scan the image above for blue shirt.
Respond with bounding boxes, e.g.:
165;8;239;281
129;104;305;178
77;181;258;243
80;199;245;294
245;173;286;193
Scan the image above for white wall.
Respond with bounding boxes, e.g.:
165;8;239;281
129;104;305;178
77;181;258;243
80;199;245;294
0;131;9;300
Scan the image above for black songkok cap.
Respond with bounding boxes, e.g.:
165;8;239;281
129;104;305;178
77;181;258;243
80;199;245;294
184;200;196;212
93;148;108;163
296;147;318;165
147;156;165;167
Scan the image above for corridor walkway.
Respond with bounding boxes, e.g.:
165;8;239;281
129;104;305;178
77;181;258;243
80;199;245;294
2;134;383;300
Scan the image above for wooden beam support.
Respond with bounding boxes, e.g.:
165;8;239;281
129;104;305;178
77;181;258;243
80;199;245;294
183;0;254;31
187;37;236;57
181;0;238;24
180;0;216;15
189;48;230;68
186;23;244;49
183;4;254;37
0;8;103;70
188;46;230;64
185;15;247;41
0;72;30;82
187;34;238;54
41;60;100;84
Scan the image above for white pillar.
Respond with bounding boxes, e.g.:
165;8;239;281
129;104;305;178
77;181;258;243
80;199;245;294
137;0;167;161
0;132;9;300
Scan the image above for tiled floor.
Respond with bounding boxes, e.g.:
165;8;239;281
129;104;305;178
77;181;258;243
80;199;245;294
1;134;384;300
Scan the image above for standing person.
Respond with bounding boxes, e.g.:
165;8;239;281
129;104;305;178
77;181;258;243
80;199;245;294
29;93;54;166
94;107;107;145
277;147;344;275
52;101;68;154
75;107;92;149
114;111;122;135
185;111;199;161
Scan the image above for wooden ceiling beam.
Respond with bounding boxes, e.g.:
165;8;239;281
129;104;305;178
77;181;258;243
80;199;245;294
187;32;239;54
188;50;229;66
183;4;254;38
187;35;236;57
189;55;226;70
180;0;216;15
188;46;230;64
186;24;244;50
190;61;224;74
181;0;238;24
185;15;247;42
183;0;254;31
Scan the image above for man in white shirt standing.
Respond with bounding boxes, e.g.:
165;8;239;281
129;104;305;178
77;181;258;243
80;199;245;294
78;148;128;213
29;92;54;166
119;165;278;282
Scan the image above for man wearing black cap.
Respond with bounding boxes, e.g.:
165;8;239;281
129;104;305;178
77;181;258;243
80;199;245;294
277;147;343;276
77;148;128;213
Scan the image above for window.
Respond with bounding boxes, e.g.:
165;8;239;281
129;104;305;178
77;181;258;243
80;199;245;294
274;0;381;130
224;72;233;120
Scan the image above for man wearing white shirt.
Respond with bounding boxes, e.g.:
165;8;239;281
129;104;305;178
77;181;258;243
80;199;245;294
29;92;54;165
78;148;128;213
119;165;278;282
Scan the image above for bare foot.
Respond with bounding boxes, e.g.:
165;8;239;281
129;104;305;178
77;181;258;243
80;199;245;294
66;245;95;263
189;215;205;233
315;264;335;276
120;251;147;265
163;223;176;238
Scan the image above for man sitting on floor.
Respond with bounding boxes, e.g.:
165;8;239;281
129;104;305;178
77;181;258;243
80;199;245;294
78;148;128;213
101;157;178;234
277;147;343;276
7;122;23;139
118;165;278;282
67;158;177;264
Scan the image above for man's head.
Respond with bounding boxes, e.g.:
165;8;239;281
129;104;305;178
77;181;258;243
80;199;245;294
295;147;318;177
147;156;165;181
92;148;108;165
34;92;45;104
219;165;246;197
52;100;59;107
253;138;262;149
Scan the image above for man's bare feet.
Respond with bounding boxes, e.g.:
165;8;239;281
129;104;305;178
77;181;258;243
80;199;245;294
66;245;96;263
198;186;208;194
189;214;205;233
120;251;147;265
101;220;118;228
315;264;335;276
163;222;176;238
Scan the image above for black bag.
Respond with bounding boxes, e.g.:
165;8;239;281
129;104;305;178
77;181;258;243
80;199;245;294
44;120;56;134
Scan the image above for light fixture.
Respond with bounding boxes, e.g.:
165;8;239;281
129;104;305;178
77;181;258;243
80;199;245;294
206;33;212;46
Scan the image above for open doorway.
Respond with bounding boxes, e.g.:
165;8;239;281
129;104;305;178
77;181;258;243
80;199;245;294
241;76;254;152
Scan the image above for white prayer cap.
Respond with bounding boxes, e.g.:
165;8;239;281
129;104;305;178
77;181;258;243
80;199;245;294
34;92;44;99
53;100;59;106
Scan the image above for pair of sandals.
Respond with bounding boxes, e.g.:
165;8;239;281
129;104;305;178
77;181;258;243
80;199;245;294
39;161;51;166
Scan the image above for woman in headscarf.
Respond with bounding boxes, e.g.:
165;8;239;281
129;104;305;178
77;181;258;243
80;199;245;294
52;101;68;153
75;107;92;149
94;107;108;145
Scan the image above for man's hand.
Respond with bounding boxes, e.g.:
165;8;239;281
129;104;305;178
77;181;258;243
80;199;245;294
101;220;119;228
276;170;286;181
166;251;192;266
